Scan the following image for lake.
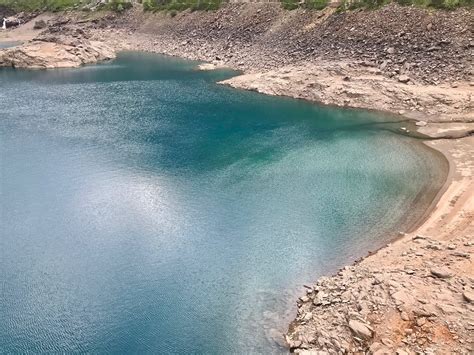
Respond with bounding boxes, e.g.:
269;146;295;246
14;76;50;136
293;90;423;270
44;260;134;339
0;52;447;353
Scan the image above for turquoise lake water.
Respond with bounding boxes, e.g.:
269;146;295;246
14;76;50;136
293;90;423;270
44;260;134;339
0;41;22;49
0;52;447;353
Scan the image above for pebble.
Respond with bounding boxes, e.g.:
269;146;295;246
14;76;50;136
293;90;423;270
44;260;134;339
398;74;410;83
417;317;426;326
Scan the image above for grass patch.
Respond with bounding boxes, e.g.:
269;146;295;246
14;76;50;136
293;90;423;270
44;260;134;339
0;0;82;11
143;0;222;11
0;0;134;12
281;0;329;10
337;0;472;10
280;0;471;10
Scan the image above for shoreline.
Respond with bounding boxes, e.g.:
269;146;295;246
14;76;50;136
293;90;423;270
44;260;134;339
1;6;472;353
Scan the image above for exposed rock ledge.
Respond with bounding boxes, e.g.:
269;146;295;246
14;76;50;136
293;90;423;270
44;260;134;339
219;62;474;125
0;38;115;69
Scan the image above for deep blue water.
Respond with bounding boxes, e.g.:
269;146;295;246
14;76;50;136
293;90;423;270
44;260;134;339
0;52;446;353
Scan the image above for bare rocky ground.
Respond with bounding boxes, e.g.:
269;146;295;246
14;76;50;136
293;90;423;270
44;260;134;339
0;4;473;353
0;15;115;68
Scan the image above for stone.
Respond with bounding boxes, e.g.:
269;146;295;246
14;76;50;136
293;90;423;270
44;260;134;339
401;311;410;321
33;20;47;30
416;317;426;326
415;120;427;127
430;267;453;279
348;319;373;340
398;75;410;83
463;291;474;303
387;47;396;54
300;296;310;303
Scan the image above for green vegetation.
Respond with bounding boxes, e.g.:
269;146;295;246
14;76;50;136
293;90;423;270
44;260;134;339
337;0;471;9
0;0;80;11
143;0;222;11
282;0;328;10
282;0;471;10
0;0;133;12
0;0;469;14
105;0;133;12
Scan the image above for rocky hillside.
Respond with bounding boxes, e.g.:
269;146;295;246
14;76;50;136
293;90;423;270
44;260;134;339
106;3;473;85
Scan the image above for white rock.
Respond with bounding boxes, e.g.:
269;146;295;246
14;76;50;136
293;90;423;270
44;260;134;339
463;291;474;303
430;267;453;279
348;319;373;340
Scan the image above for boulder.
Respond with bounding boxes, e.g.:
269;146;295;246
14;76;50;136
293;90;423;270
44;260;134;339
33;19;47;30
348;319;373;340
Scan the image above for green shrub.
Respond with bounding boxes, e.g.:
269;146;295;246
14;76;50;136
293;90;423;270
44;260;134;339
438;0;460;8
107;0;133;12
340;0;471;8
304;0;328;9
0;0;95;12
141;0;222;11
143;0;155;10
281;0;299;9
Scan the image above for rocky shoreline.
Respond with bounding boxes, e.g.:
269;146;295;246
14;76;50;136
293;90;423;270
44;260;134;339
1;4;472;353
286;134;473;354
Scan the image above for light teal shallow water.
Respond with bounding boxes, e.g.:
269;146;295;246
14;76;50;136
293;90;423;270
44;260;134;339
0;41;22;49
0;52;447;353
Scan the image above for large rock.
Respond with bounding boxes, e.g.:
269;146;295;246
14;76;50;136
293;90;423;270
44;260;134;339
398;75;410;83
463;291;474;303
430;267;453;279
0;39;115;69
348;319;373;340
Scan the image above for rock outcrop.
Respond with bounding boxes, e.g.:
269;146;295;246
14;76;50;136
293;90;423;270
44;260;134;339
0;38;115;68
